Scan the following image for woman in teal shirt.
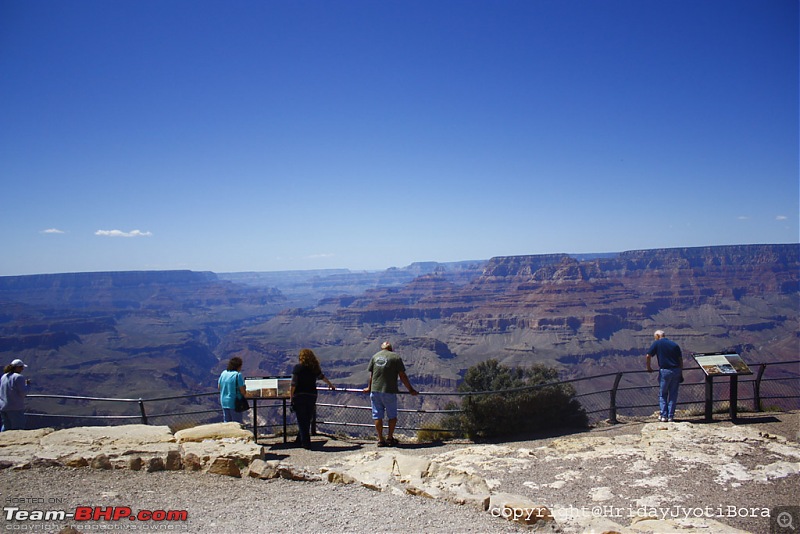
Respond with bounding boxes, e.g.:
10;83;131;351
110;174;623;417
218;357;246;423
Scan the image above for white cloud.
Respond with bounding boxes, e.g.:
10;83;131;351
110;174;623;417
41;228;65;234
306;253;335;259
776;215;788;221
95;229;153;238
737;216;750;221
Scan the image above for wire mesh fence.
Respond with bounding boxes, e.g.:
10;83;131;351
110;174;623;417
20;360;799;439
312;389;465;440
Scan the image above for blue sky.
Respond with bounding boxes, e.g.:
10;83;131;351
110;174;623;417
1;0;797;276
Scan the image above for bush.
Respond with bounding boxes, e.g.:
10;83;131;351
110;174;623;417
416;424;458;442
451;359;588;439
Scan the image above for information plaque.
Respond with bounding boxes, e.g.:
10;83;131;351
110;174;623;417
244;376;291;399
693;353;753;376
691;352;751;421
244;376;293;443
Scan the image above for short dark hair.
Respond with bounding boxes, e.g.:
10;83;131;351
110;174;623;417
227;357;243;371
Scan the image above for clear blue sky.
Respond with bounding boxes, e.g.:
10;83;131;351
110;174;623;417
1;0;797;276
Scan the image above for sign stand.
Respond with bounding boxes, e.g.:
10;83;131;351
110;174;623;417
244;376;292;443
692;353;753;422
249;398;289;443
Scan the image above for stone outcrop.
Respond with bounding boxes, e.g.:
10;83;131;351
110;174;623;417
320;448;557;530
318;419;800;533
322;450;493;507
1;417;798;533
0;422;261;476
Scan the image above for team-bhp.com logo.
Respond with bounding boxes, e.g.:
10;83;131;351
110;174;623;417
4;506;188;522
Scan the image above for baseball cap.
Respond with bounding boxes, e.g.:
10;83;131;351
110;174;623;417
10;359;27;368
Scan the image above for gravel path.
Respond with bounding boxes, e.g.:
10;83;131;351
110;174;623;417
0;468;524;533
1;411;796;533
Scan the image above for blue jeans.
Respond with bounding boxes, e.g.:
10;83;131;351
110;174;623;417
658;368;682;419
222;408;242;424
1;410;26;431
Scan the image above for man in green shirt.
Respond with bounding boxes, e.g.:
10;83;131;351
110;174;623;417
363;341;418;446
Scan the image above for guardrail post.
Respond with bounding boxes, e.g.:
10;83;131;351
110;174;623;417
754;363;766;412
138;399;148;425
609;373;623;424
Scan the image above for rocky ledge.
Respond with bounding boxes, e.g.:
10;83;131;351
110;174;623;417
0;423;283;479
1;414;799;533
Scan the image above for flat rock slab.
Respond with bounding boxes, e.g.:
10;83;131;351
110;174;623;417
321;421;800;533
0;423;260;473
174;422;253;443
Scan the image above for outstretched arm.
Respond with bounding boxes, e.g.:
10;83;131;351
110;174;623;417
321;374;336;390
399;371;418;396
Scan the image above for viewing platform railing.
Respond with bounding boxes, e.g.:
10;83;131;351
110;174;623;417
21;359;799;439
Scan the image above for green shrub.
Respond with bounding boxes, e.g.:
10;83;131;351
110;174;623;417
416;424;458;442
452;359;588;439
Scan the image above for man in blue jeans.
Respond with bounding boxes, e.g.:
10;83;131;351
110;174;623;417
646;330;683;422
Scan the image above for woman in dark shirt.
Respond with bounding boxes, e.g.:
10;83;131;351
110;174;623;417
290;348;335;449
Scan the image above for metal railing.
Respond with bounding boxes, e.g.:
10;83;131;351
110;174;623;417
20;360;799;438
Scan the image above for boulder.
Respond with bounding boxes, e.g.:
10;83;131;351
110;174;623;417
174;422;253;443
165;450;182;470
182;452;203;472
64;455;89;468
326;470;358;485
277;464;321;482
90;454;112;470
127;457;143;471
206;457;241;478
247;459;279;479
179;439;263;470
146;457;165;472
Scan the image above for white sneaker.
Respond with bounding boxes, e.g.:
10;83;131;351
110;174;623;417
667;418;674;423
658;416;666;422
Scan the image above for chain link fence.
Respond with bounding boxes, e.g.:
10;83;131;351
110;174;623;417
21;360;798;439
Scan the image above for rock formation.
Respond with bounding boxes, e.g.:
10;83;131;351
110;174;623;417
253;244;798;389
4;415;796;533
0;244;796;410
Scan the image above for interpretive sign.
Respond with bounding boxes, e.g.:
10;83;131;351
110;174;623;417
693;352;752;376
244;376;291;399
244;376;293;443
692;352;751;422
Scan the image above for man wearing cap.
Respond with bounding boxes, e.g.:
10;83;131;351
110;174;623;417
0;359;31;431
363;342;418;446
646;330;683;422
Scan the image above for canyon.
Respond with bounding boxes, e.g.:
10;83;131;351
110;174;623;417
0;244;796;413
